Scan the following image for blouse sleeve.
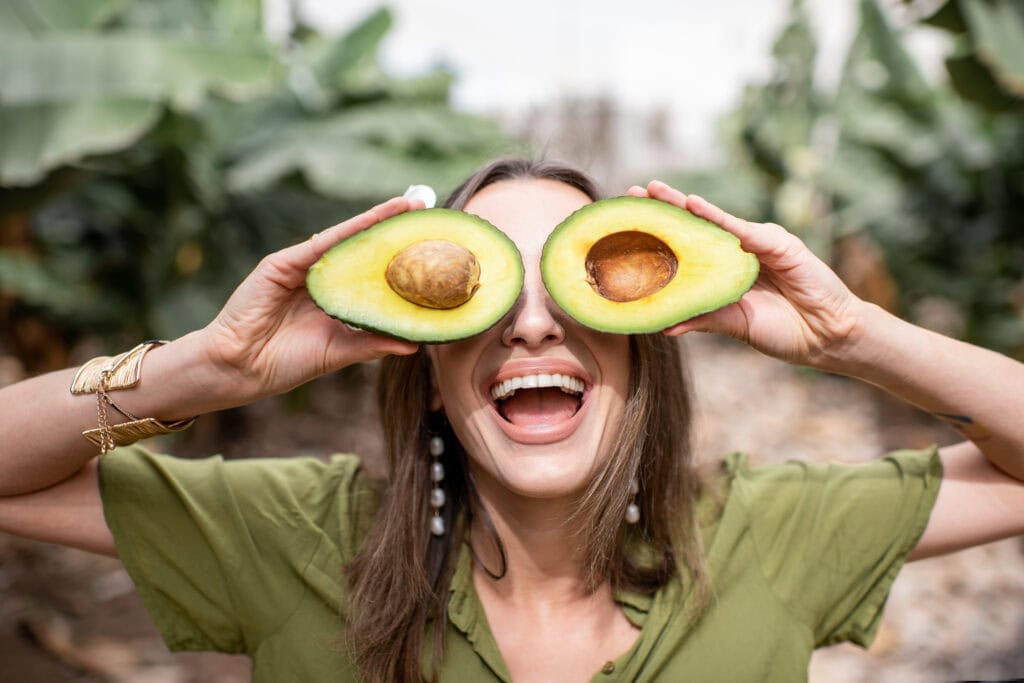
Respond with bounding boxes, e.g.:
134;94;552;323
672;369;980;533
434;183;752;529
728;446;943;648
98;444;379;654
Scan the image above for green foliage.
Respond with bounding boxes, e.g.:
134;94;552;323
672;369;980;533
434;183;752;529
958;0;1024;100
0;1;506;357
670;0;1024;357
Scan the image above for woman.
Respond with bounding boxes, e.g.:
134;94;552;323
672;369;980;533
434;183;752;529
1;158;1023;682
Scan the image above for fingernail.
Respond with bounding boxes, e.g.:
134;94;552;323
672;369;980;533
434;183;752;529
404;185;436;208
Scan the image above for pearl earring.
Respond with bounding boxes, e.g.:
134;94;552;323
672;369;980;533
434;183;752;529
625;478;640;525
429;435;446;536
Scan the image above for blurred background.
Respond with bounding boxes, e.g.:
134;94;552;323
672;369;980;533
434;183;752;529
1;0;1023;681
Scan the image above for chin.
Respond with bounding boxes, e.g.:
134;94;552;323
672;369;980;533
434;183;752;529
474;429;611;502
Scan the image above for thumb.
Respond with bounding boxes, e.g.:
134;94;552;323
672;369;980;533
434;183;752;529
322;328;420;371
662;302;747;340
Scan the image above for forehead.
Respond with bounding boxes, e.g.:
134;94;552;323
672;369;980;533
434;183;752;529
463;178;593;253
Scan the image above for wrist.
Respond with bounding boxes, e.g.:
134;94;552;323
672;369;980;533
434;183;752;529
813;300;907;379
115;330;250;420
184;327;271;410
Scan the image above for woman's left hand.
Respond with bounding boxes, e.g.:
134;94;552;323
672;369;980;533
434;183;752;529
627;181;866;368
629;184;1024;562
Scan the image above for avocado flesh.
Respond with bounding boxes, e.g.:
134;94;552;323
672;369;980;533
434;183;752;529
307;208;524;343
541;197;759;334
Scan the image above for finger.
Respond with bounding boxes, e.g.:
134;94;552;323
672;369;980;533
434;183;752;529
260;197;416;290
626;185;648;197
361;330;420;357
308;196;414;261
685;194;798;266
684;194;755;242
329;328;420;367
662;303;747;340
645;180;689;209
378;339;421;357
644;183;804;270
356;336;421;359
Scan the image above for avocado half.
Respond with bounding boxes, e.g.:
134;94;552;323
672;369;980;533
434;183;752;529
540;196;759;333
307;208;524;343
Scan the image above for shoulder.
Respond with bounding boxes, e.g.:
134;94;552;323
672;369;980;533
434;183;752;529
696;447;943;577
694;447;942;647
100;446;384;560
718;447;942;503
100;445;375;497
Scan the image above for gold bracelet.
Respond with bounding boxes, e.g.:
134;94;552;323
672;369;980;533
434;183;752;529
80;416;196;451
71;341;196;454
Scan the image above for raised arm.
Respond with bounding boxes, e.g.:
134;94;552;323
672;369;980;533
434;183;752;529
0;197;421;555
628;180;1024;560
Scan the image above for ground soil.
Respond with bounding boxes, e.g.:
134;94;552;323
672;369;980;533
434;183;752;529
2;335;1022;682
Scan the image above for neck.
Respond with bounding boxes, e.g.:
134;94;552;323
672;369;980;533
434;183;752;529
469;477;593;604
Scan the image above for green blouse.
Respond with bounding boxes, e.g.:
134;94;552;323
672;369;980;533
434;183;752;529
99;445;942;682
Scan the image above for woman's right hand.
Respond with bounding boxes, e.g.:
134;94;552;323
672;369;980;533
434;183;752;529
0;196;419;513
199;196;421;403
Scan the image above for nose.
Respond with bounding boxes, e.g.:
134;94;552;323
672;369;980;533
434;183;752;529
501;273;565;349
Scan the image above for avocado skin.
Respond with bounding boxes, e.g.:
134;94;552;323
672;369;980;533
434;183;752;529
306;208;524;343
313;307;507;344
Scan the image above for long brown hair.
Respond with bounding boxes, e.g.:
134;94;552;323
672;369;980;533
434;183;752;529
345;158;707;682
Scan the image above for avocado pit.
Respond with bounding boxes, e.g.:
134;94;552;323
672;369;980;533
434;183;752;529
585;230;678;302
385;239;481;309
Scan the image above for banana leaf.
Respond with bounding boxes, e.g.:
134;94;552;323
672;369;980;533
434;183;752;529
0;249;112;317
0;34;278;106
946;51;1024;112
113;0;261;36
961;0;1024;96
0;99;161;186
226;103;502;198
0;31;279;186
309;8;392;93
838;0;935;118
0;0;129;35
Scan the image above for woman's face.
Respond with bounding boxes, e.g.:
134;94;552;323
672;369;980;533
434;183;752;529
430;178;631;502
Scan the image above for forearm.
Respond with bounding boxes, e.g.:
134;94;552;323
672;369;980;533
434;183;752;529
0;329;243;496
824;302;1024;478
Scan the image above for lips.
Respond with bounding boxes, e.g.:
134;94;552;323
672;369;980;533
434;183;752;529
482;359;593;444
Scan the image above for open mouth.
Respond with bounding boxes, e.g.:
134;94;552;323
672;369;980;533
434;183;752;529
488;373;587;428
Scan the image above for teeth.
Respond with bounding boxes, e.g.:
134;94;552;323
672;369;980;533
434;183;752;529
489;373;586;401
